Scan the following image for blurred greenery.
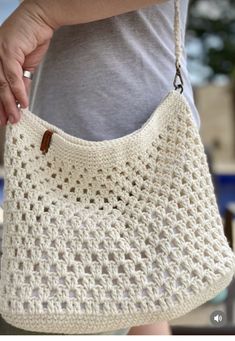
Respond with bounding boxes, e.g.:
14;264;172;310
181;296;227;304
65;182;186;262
187;0;235;82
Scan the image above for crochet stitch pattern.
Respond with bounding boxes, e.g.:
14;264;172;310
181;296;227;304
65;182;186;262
0;90;235;334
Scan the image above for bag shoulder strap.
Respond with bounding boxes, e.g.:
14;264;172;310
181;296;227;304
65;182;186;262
173;0;184;93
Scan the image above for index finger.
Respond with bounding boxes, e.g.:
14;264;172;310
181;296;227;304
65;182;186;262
1;57;29;109
0;59;21;124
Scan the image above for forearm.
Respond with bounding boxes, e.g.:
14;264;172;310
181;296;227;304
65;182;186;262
22;0;166;29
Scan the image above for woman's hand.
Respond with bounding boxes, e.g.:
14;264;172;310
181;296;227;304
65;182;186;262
0;0;167;127
0;1;55;126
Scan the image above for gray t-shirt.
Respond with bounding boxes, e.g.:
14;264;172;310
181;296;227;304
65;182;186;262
29;0;200;143
28;1;198;335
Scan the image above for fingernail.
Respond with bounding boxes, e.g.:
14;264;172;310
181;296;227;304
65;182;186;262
9;115;15;124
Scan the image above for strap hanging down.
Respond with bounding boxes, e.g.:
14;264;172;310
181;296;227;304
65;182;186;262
173;0;184;93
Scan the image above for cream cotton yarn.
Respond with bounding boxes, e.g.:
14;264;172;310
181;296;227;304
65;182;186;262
0;89;235;334
0;0;235;335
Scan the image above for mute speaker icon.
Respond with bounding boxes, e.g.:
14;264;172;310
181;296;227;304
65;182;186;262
210;311;226;326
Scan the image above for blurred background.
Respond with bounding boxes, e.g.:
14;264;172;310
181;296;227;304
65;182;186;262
0;0;235;335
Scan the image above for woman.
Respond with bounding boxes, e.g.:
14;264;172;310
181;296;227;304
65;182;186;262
0;0;200;335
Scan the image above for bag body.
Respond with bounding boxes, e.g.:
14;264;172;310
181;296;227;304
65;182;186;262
0;89;235;334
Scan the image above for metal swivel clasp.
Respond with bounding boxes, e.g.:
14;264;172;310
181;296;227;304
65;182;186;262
173;63;184;94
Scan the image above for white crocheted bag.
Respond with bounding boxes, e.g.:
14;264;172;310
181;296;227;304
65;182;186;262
0;0;235;335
